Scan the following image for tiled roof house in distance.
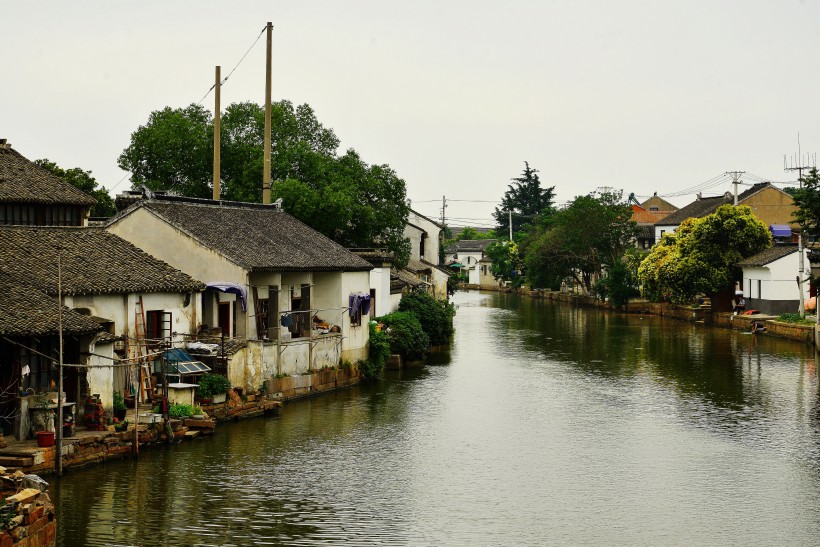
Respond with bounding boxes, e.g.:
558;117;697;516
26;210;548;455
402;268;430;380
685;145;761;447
0;140;96;226
0;226;205;439
106;194;374;392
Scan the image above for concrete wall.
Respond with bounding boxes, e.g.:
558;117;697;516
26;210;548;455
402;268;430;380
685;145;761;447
108;206;246;284
369;267;392;317
404;223;423;262
64;291;200;361
340;271;370;361
741;250;808;311
408;211;442;264
429;266;450;301
741;186;798;228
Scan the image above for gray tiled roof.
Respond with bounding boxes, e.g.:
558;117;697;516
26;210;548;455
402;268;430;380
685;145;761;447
0;271;101;336
445;239;497;254
0;226;205;296
656;183;773;227
0;146;96;206
405;258;432;273
655;195;732;227
736;245;798;267
117;198;373;273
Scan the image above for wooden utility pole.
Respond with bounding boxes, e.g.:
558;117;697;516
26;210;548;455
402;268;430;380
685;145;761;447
56;247;63;476
784;141;817;318
213;65;221;200
262;21;273;204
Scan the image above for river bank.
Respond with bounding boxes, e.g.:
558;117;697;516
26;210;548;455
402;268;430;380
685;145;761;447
2;366;364;477
469;284;817;345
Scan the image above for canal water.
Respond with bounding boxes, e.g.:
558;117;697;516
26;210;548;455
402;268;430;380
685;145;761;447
53;291;820;545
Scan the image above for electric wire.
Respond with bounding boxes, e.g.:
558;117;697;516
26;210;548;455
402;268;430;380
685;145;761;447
197;25;267;105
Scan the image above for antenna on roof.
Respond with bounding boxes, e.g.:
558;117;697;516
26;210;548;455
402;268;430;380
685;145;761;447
783;132;816;319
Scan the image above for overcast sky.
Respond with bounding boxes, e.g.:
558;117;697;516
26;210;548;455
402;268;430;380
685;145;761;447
3;1;820;228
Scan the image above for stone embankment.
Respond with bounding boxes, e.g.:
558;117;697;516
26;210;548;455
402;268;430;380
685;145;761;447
0;470;55;546
0;366;364;477
485;286;817;345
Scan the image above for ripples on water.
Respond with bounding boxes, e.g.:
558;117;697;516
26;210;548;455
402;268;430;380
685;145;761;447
54;291;820;545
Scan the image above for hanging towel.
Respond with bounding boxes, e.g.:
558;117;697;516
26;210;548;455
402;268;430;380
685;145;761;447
280;313;292;328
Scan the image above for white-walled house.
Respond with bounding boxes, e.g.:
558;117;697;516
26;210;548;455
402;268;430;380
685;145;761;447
736;245;809;315
445;239;497;287
107;196;374;392
403;210;449;300
0;226;204;421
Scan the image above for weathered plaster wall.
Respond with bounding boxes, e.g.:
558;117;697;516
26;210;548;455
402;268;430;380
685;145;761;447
340;271;370;361
369;267;392;317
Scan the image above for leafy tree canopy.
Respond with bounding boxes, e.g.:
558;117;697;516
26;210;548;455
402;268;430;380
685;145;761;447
34;159;116;217
118;100;411;267
522;189;638;292
638;204;772;303
791;168;820;238
397;290;454;345
493;162;555;237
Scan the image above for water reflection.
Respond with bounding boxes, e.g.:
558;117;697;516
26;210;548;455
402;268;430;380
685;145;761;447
54;291;820;545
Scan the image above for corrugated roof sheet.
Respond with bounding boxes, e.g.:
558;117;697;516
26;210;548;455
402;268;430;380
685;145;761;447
117;199;373;273
0;226;205;296
0;146;96;206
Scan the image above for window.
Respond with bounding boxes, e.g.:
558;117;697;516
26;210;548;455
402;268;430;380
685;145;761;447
288;284;311;337
252;285;279;340
349;292;371;327
145;310;172;349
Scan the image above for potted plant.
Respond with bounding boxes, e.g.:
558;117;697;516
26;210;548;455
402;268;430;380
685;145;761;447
197;374;231;404
113;392;127;421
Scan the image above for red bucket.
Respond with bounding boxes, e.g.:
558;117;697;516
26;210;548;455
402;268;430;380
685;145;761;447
35;431;54;447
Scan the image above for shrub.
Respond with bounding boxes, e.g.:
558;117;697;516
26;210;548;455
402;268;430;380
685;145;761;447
777;313;814;325
377;311;430;360
196;373;231;399
360;322;391;382
112;392;126;412
397;291;454;344
168;403;195;418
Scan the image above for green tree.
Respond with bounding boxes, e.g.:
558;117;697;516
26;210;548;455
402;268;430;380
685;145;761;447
493;162;555;237
637;204;771;304
34;159;116;217
486;239;525;287
595;248;646;308
377;311;430;361
523;190;638;292
397;291;454;344
118;100;411;266
791;168;820;238
118;103;213;198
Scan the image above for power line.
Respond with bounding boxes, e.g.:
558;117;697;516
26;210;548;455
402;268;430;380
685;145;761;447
198;25;268;105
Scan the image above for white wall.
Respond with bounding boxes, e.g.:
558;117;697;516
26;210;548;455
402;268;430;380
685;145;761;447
408;211;442;263
655;226;676;243
340;271;370;361
65;291;200;361
743;250;808;302
369;267;392;317
404;224;424;262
